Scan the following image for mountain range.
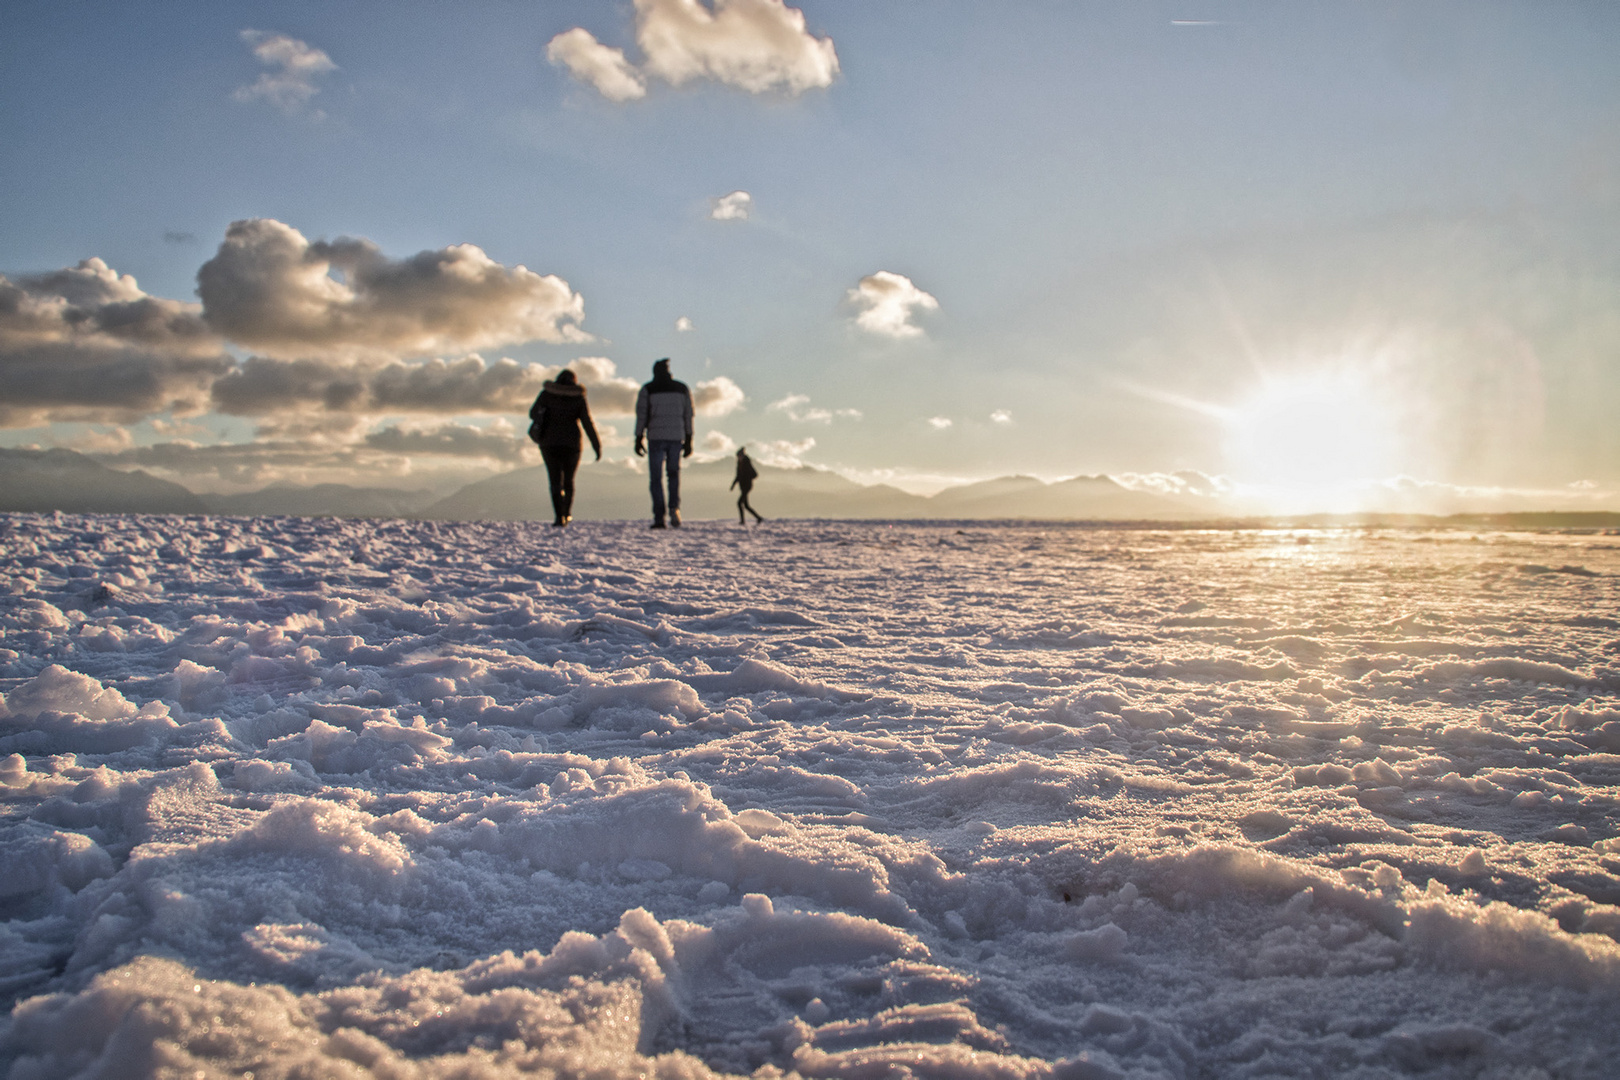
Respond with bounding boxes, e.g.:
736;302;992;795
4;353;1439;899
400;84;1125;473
8;447;1617;528
1;447;1201;522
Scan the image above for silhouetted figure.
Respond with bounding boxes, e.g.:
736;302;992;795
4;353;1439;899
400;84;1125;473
731;446;764;524
633;358;693;529
529;369;601;527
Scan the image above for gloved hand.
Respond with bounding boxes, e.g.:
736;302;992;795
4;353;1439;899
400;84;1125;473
634;437;645;457
594;448;602;461
682;437;693;459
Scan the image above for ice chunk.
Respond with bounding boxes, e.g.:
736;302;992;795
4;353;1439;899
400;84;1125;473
3;664;135;722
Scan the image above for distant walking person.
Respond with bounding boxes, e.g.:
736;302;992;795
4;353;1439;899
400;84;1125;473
633;358;693;529
731;446;764;524
528;369;601;527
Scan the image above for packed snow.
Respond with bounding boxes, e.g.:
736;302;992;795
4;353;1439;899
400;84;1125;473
1;512;1618;1077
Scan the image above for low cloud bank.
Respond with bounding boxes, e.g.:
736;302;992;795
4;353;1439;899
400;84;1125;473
0;259;231;426
197;218;589;360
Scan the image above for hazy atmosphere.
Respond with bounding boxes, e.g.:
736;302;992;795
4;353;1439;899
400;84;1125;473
5;1;1620;515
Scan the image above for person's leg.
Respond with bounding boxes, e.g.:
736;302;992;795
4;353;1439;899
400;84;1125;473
557;447;580;522
737;491;746;524
647;441;669;523
542;448;568;524
664;443;682;525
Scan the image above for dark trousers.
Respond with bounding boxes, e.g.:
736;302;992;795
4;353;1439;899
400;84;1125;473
541;445;581;520
647;439;682;519
736;482;762;523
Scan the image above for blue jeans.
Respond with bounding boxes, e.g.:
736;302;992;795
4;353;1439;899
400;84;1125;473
647;440;683;519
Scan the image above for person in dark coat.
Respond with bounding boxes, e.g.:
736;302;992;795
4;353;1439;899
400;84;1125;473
730;446;764;524
528;369;601;527
633;358;693;529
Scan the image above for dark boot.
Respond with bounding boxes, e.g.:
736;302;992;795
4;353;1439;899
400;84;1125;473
650;516;666;529
670;508;682;528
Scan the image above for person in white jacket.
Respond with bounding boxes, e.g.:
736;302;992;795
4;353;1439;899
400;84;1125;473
633;358;694;529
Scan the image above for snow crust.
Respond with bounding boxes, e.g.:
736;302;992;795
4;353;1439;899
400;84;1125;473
1;514;1618;1076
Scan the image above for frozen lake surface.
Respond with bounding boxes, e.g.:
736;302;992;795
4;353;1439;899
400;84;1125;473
1;513;1618;1077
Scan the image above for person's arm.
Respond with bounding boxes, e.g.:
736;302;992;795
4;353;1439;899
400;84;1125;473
580;401;602;461
634;387;648;456
682;387;694;458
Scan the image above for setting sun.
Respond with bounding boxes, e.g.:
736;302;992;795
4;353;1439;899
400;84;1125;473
1222;371;1401;496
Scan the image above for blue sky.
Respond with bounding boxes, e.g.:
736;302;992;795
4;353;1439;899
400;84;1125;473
4;1;1618;507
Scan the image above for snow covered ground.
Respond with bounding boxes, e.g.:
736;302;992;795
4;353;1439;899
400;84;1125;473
1;513;1618;1078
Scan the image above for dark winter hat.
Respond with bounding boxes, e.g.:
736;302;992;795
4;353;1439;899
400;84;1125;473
554;369;577;385
652;357;671;376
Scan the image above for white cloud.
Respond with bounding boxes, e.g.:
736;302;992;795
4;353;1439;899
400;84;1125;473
710;191;752;221
675;316;695;332
209;354;552;419
848;271;939;339
550;0;836;100
364;421;529;463
562;356;641;416
233;30;337;115
696;429;738;460
694;375;745;416
637;0;839;94
749;436;815;467
0;259;231;427
196;218;589;360
545;28;647;102
768;393;827;423
990;409;1013;425
1112;471;1234;499
927;416;953;430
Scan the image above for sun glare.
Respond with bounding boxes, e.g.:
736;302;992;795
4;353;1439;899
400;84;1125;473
1223;372;1399;503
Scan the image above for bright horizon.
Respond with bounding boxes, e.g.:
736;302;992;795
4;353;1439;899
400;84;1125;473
4;2;1619;516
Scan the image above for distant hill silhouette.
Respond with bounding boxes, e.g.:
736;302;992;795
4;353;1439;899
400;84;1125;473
202;484;438;519
421;458;927;522
0;447;206;515
8;447;1615;527
927;473;1200;520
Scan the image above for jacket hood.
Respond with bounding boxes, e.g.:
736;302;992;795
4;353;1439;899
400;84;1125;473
543;380;586;397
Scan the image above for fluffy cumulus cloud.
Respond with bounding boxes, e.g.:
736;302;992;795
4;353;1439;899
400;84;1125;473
545;28;647;102
693;375;745;416
927;416;953;430
4;228;755;487
0;259;231;427
209;354;547;418
749;436;815;467
848;271;939;339
550;0;836;100
710;191;752;221
196;218;589;360
561;356;641;416
697;429;738;459
364;421;529;463
233;30;336;114
637;0;839;93
675;316;694;332
990;409;1013;425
